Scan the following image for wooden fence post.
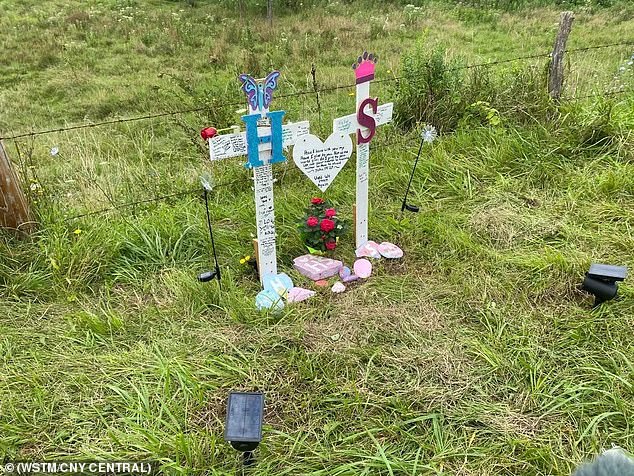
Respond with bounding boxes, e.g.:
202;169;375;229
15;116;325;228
0;140;33;234
267;0;273;27
311;63;322;126
548;11;575;101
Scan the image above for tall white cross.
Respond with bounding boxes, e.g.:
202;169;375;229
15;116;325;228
332;52;393;249
206;72;310;286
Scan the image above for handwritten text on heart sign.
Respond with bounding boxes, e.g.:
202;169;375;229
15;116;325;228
293;133;353;192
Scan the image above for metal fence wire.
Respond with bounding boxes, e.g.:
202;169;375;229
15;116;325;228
1;41;632;221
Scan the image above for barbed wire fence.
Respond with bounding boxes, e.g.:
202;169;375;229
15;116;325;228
2;40;632;142
1;39;632;226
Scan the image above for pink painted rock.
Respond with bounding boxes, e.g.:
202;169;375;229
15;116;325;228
315;279;329;287
353;259;372;279
331;282;346;293
378;242;403;259
343;274;359;283
356;241;381;259
287;287;316;303
339;266;351;279
293;254;343;281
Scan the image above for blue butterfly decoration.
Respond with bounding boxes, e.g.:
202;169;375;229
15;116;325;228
239;71;281;113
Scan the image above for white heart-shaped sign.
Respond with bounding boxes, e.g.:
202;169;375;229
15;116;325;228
293;133;353;192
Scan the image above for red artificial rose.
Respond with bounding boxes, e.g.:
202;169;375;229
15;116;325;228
325;240;337;250
320;219;335;233
306;216;319;227
311;197;324;205
324;208;336;218
200;127;218;140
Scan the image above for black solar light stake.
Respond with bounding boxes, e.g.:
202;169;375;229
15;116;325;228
582;263;628;307
197;176;221;289
400;134;424;215
225;392;264;466
400;125;437;218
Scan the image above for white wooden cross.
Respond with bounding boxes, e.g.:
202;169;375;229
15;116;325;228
332;52;393;249
206;71;310;286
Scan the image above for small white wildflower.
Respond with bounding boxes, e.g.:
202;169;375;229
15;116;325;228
422;125;438;143
50;146;59;156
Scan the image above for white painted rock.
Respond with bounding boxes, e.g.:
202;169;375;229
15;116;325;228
378;242;403;259
255;289;285;312
331;282;346;293
356;241;382;259
293;254;343;281
287;287;316;303
353;259;372;279
293;133;353;192
262;272;294;298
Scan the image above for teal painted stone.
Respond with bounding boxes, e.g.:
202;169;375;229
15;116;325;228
263;272;294;298
256;289;285;312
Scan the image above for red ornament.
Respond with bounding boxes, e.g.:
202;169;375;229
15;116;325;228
320;219;335;233
200;127;218;140
311;197;324;205
324;208;336;218
306;216;319;227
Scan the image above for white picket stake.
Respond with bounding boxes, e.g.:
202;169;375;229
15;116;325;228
206;73;310;287
332;52;393;249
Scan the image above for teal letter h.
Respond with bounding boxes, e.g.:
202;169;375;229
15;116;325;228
241;110;286;169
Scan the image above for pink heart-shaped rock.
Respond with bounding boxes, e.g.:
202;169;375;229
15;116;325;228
355;241;381;259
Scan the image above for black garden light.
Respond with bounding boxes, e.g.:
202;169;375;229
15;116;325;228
224;392;264;466
581;263;628;306
197;175;221;289
400;125;437;217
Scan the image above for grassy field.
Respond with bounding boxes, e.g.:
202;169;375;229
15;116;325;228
1;0;634;474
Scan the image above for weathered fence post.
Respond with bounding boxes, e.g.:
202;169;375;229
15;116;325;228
267;0;273;27
0;140;33;233
548;11;575;101
311;63;322;126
